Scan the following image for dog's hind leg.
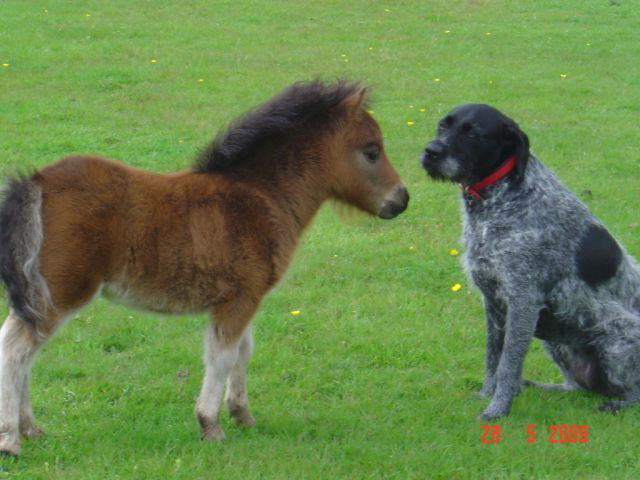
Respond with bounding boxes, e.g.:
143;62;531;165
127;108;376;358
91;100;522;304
598;393;640;414
595;314;640;413
523;341;586;392
523;380;578;392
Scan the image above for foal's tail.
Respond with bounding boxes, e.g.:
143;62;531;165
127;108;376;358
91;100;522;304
0;176;50;326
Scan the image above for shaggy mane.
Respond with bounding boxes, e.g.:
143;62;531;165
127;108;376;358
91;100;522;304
194;80;366;173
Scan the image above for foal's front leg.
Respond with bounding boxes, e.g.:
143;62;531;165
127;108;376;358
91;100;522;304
195;299;259;441
224;325;255;427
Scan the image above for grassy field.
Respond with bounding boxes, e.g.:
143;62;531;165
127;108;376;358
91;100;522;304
1;0;640;478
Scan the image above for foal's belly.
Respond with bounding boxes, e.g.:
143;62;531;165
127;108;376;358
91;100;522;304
102;275;234;315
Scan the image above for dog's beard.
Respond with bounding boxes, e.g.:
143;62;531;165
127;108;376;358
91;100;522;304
423;156;463;183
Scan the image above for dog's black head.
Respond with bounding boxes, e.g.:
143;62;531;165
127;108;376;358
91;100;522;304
420;104;529;187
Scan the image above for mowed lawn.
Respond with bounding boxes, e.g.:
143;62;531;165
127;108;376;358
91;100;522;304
1;0;640;478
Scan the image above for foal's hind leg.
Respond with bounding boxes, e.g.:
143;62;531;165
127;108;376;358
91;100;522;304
1;273;101;454
196;298;259;441
19;366;43;440
0;312;44;455
224;325;255;427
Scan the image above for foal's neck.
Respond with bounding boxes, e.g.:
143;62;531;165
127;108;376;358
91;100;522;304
228;148;333;234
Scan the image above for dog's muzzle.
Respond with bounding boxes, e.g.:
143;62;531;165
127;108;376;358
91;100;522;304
378;185;410;219
420;140;450;180
420;140;445;168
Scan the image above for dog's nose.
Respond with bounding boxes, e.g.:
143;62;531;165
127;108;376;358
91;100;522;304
424;141;444;160
420;141;444;169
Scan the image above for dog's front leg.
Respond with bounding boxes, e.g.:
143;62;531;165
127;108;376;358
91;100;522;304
479;299;540;420
479;297;505;398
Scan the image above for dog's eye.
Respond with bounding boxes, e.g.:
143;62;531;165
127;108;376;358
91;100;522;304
438;116;453;132
461;123;476;138
363;145;380;164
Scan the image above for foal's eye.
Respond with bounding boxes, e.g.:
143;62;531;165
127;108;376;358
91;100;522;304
363;145;380;164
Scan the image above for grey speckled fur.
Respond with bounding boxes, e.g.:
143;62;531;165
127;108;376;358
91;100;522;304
422;103;640;420
463;155;640;419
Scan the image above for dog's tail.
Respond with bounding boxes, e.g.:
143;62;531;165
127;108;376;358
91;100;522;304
0;176;50;326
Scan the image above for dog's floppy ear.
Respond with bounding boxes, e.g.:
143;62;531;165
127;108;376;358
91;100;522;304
505;119;530;183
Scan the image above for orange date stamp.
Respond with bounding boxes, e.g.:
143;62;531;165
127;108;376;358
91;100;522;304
481;424;589;444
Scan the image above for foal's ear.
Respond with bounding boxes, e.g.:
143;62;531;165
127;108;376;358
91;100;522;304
341;87;370;119
505;120;530;183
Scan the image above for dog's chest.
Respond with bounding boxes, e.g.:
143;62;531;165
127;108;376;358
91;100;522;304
467;252;501;299
463;217;510;299
463;239;498;297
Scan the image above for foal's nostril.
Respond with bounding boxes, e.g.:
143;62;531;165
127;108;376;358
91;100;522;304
378;185;409;219
399;186;410;208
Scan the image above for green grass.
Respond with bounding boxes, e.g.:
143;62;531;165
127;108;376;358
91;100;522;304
1;0;640;478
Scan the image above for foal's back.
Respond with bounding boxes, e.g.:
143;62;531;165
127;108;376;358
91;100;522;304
35;155;277;318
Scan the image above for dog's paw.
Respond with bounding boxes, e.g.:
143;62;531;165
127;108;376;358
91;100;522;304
598;400;627;414
474;387;494;399
477;406;508;421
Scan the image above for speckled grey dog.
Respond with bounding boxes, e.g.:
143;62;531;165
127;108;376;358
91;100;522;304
420;103;640;420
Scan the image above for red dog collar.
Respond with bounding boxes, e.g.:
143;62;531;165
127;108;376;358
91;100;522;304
463;154;517;200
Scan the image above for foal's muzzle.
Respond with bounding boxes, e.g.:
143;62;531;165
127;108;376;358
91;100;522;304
378;185;410;219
